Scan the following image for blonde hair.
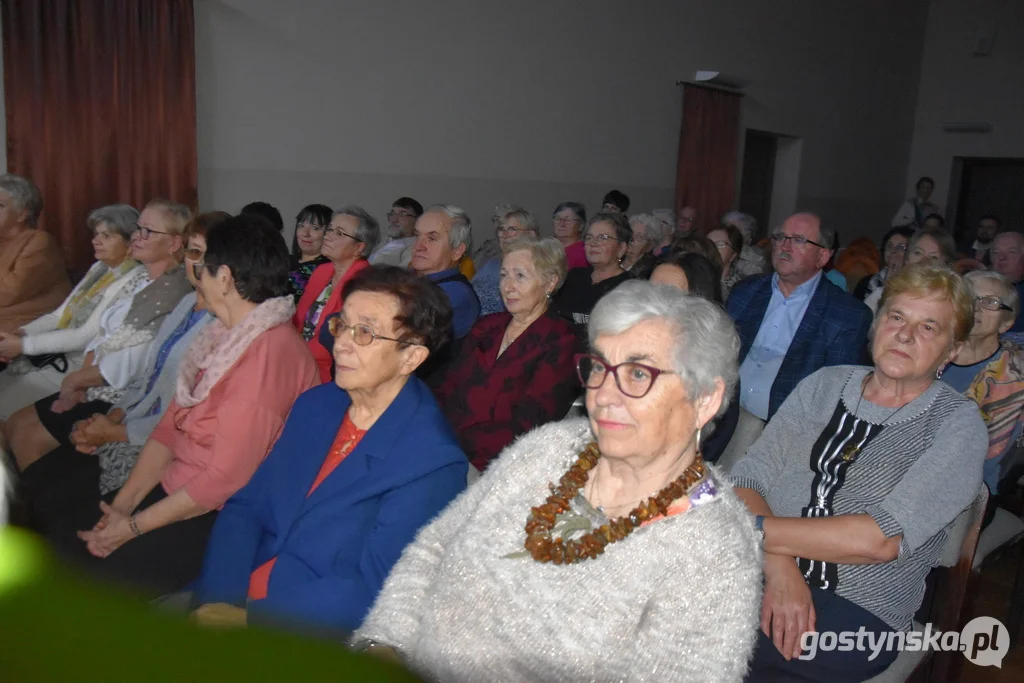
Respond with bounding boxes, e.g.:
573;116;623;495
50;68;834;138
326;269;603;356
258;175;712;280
503;236;569;293
145;199;193;236
878;264;974;342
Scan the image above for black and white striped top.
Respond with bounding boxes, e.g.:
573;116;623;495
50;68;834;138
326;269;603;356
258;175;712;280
732;365;989;631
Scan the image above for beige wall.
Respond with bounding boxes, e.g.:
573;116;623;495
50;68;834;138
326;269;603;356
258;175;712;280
201;0;926;243
905;0;1024;214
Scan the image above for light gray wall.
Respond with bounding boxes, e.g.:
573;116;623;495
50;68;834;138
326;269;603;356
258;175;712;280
904;0;1024;215
0;2;929;245
195;0;930;245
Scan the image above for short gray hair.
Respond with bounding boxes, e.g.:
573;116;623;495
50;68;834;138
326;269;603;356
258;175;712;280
588;280;739;421
630;213;663;245
87;204;140;241
426;204;473;253
650;209;675;241
0;173;43;227
334;205;381;256
964;269;1020;321
504;236;569;292
495;205;540;235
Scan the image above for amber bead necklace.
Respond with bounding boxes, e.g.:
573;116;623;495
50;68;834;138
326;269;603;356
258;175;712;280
522;442;706;565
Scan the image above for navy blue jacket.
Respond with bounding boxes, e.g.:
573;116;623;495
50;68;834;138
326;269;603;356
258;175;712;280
726;274;872;420
193;378;468;635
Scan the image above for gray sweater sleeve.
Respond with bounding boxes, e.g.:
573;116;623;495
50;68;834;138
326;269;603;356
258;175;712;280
730;370;829;498
865;399;988;559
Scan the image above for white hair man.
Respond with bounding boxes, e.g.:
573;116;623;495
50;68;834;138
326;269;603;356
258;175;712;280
410;205;480;339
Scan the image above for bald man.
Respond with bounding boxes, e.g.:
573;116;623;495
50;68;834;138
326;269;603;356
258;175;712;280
721;213;872;468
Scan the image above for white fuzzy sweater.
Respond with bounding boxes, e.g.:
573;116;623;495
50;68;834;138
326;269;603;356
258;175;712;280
354;418;762;682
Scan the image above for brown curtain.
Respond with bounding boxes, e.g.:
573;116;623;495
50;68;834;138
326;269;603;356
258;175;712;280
674;84;741;236
2;0;198;277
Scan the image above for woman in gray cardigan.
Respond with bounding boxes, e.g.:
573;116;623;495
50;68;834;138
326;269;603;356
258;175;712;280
353;281;761;682
732;265;987;683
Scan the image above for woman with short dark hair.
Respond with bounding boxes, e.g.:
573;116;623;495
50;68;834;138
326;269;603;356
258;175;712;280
707;222;763;300
38;214;319;598
192;266;466;635
650;251;724;304
852;226;914;302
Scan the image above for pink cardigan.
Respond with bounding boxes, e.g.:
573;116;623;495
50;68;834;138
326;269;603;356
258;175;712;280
152;323;319;510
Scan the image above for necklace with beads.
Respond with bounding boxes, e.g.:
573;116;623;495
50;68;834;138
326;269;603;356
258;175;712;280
520;442;706;565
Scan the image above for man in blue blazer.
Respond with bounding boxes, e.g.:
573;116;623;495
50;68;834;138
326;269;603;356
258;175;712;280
723;213;872;465
191;266;468;637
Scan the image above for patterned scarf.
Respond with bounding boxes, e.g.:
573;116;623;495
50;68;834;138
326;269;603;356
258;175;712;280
94;265;193;359
301;281;333;341
87;265;193;404
175;295;296;408
57;259;139;329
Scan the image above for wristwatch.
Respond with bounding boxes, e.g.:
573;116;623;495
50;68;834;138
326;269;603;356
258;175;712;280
753;515;765;544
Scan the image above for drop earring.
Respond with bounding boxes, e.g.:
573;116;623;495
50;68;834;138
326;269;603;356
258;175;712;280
936;365;945;379
695;425;703;455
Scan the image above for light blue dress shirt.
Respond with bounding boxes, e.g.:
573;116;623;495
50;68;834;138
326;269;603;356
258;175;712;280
738;271;822;420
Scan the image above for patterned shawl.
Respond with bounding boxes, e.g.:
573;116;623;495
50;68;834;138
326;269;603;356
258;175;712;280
93;265;192;359
87;265;192;404
57;259;139;329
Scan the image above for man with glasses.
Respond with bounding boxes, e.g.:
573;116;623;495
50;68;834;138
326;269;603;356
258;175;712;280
720;213;872;469
471;206;540;315
368;197;423;267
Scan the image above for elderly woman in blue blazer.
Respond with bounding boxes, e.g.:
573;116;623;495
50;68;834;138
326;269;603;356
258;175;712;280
192;266;467;635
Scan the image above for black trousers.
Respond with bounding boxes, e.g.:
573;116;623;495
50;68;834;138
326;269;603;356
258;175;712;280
746;588;899;683
39;469;218;600
18;444;103;536
34;391;111;449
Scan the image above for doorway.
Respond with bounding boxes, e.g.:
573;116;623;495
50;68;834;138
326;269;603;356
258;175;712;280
738;130;776;232
950;157;1024;249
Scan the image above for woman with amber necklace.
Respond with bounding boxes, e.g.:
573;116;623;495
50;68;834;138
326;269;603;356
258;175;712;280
352;281;761;682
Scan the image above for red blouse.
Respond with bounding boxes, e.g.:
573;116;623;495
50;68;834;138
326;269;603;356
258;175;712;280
248;414;366;600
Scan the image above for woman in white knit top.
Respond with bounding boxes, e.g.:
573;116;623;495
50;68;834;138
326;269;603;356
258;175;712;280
354;281;762;682
0;204;141;420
